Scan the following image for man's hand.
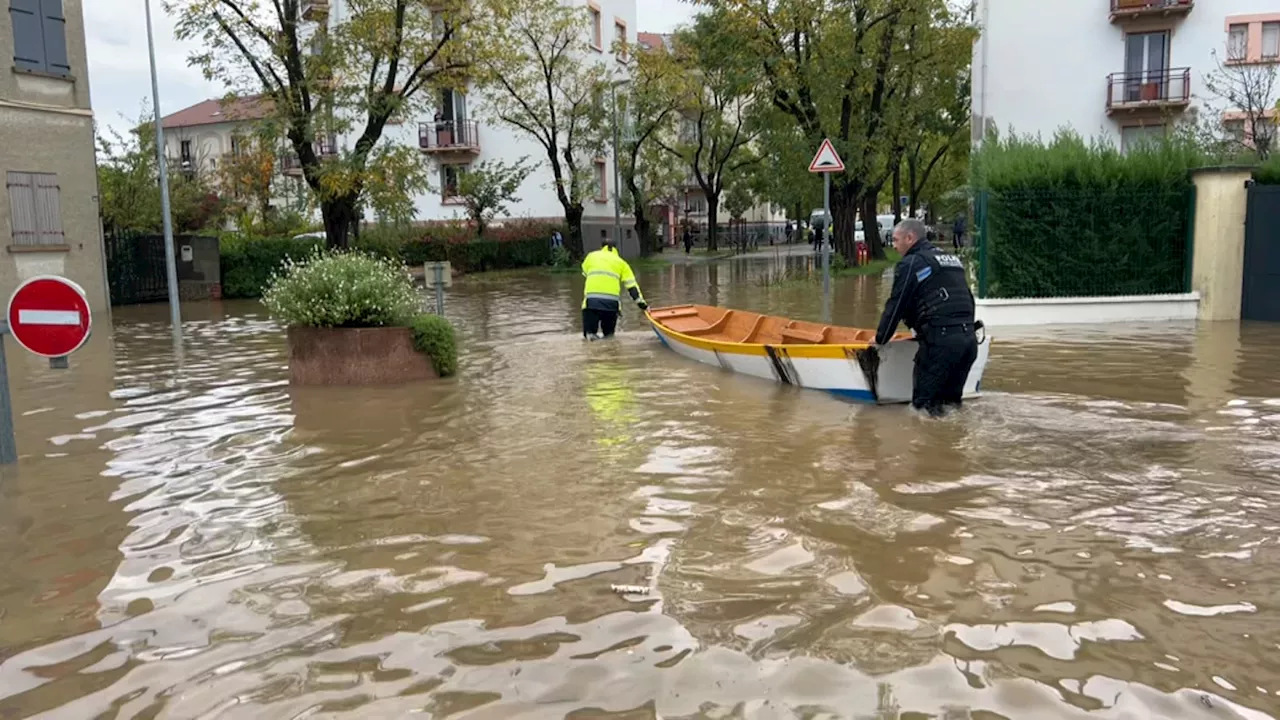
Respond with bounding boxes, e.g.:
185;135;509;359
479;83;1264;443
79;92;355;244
637;301;649;311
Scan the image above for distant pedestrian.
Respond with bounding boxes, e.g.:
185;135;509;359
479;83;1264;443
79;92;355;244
551;229;563;249
683;226;693;254
952;213;966;250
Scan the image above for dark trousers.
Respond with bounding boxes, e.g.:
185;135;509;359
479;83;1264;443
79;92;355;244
912;325;979;416
582;308;619;338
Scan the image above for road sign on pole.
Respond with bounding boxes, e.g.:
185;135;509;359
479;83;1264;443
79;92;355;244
809;139;844;323
7;276;93;359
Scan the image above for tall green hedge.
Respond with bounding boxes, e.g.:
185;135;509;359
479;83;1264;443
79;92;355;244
973;132;1207;299
1255;156;1280;186
220;220;562;299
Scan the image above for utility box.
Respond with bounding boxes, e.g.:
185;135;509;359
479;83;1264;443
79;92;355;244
177;235;222;300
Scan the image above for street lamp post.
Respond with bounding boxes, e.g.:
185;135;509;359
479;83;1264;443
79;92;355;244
144;0;182;347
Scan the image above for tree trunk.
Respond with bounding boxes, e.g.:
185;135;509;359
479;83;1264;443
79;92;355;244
862;195;885;260
832;183;859;262
892;162;902;226
908;156;918;217
565;204;585;257
706;193;720;252
628;179;654;257
322;194;358;250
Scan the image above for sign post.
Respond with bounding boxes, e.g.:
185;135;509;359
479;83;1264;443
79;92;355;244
809;138;845;324
425;261;452;316
1;276;93;464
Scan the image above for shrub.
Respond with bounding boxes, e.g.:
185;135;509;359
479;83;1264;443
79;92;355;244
973;131;1205;298
410;313;458;377
354;220;559;273
261;249;421;328
1256;156;1280;186
221;234;322;299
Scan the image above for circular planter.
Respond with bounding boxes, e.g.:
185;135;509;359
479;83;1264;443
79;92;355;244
287;326;437;386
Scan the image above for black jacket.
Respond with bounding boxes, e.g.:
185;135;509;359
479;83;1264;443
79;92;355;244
875;240;975;345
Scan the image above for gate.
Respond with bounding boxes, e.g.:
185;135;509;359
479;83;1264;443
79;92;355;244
104;228;170;306
1242;185;1280;322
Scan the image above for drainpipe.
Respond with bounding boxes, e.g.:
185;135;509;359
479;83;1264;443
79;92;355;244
978;0;990;147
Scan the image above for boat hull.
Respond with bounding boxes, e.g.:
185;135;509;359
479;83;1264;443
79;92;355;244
647;306;991;405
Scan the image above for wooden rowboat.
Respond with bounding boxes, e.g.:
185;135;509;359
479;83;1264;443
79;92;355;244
645;304;991;405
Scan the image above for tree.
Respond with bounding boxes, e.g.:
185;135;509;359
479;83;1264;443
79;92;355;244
691;0;975;260
96;104;227;233
167;0;484;248
455;157;534;237
613;36;684;255
478;0;609;257
1203;37;1278;161
659;14;763;252
218;124;284;228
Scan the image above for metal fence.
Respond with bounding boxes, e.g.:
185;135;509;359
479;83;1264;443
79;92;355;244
104;228;171;306
974;187;1195;299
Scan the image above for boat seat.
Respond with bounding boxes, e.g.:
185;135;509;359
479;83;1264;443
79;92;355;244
653;308;699;320
781;328;826;345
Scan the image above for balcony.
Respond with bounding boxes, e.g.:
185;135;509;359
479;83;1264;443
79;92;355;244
301;0;329;21
418;120;481;156
281;140;338;176
1106;68;1191;115
1110;0;1192;23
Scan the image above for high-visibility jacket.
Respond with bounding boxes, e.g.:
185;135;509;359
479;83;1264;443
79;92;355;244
581;247;644;309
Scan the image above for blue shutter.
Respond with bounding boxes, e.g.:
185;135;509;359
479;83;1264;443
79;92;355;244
39;0;69;76
10;0;46;73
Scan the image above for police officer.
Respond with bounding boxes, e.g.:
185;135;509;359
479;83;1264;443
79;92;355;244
581;237;647;340
874;218;978;416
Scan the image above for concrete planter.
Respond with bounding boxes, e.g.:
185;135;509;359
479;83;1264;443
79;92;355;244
287;326;436;386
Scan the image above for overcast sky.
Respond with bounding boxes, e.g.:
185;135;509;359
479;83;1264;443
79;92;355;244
88;0;699;138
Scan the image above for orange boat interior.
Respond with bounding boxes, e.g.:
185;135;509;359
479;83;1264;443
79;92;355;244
648;304;911;346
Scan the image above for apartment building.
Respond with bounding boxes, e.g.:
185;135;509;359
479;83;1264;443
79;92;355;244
1;0;108;316
972;0;1280;152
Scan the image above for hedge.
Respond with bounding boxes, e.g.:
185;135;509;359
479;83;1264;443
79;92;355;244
220;220;563;299
973;131;1206;299
1256;156;1280;186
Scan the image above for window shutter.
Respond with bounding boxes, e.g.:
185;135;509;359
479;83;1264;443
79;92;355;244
6;172;38;246
39;0;70;76
33;173;64;246
10;0;47;72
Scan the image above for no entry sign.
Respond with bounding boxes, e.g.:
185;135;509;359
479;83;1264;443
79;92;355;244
6;275;92;358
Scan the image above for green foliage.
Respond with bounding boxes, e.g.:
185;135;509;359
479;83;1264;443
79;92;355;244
262;249;421;328
410;313;459;378
1256;156;1280;185
219;234;323;299
550;245;574;269
354;220;559;273
455;157;534;236
974;131;1203;299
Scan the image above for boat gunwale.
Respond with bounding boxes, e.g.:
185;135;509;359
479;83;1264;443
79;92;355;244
645;307;901;353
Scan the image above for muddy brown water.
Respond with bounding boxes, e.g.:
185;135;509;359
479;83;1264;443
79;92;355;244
2;255;1280;719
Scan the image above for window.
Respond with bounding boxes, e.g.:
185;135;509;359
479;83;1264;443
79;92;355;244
1224;119;1246;142
10;0;70;77
614;20;627;60
6;172;64;248
588;3;602;50
180;140;193;165
594;160;607;202
1263;22;1280;60
1228;24;1248;61
442;164;465;201
230;136;242;156
1121;124;1165;153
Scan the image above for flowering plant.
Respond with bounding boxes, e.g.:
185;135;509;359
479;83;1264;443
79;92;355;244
262;248;421;328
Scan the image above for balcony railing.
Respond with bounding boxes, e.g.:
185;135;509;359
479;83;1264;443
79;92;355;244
1106;68;1191;113
281;140;338;174
1110;0;1192;22
301;0;329;21
418;120;481;154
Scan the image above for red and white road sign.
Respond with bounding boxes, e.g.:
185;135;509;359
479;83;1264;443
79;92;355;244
809;138;846;173
6;275;92;358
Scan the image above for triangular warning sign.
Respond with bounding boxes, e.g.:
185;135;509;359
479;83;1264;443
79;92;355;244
808;138;845;173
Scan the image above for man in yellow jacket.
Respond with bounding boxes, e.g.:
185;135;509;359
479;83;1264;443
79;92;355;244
581;237;648;340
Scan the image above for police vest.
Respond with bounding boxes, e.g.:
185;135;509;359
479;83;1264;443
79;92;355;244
906;243;974;331
581;249;643;309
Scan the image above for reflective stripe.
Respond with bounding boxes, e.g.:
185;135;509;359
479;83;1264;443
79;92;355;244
586;292;621;300
588;270;621;279
623;279;637;288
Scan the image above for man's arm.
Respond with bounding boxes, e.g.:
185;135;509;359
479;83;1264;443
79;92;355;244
619;259;646;306
875;256;918;345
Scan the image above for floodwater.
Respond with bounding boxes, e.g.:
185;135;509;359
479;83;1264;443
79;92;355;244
2;253;1280;719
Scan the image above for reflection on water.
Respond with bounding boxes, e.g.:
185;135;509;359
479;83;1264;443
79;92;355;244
2;256;1280;719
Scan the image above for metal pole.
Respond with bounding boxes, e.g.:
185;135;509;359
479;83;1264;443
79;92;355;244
822;172;832;323
145;0;182;347
0;324;16;465
611;84;623;250
434;264;445;316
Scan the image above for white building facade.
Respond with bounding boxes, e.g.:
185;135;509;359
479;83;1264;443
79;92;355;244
301;0;638;251
972;0;1280;151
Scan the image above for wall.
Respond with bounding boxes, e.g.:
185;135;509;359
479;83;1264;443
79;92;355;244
972;0;1279;148
1190;167;1252;321
0;0;109;318
975;294;1200;327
